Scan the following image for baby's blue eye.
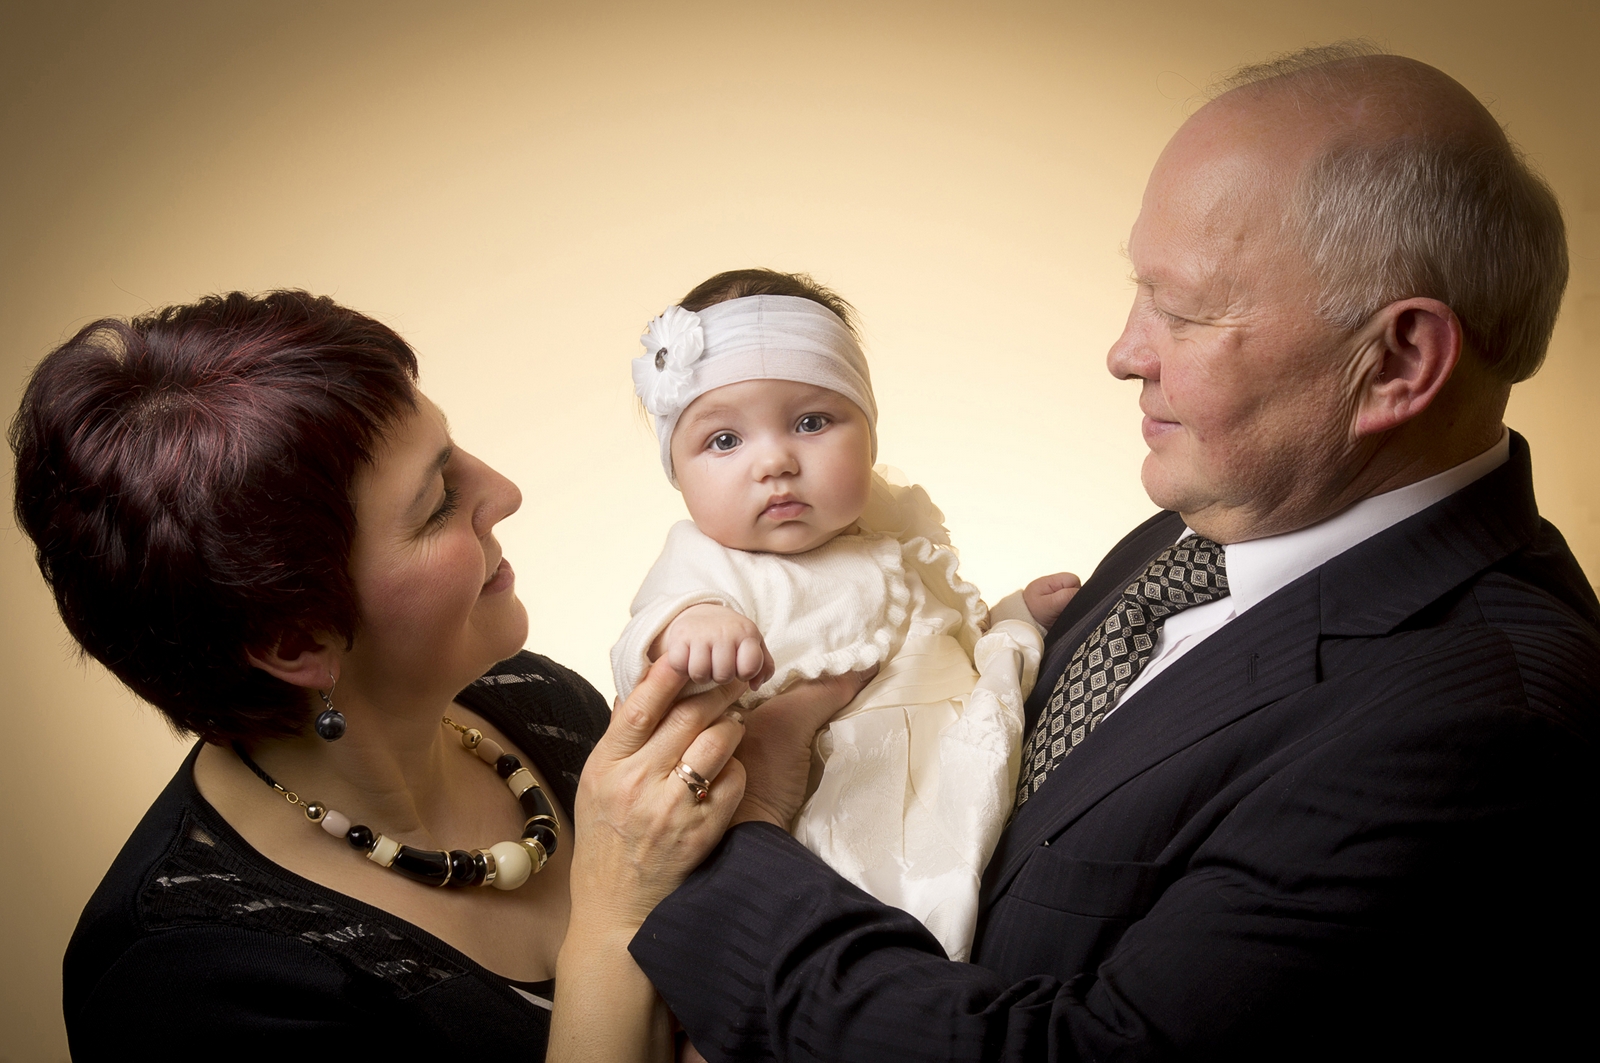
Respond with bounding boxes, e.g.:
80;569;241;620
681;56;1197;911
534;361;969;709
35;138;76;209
710;432;740;452
796;414;829;434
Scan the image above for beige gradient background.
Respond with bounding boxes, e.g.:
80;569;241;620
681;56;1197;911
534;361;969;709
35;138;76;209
2;1;1595;1058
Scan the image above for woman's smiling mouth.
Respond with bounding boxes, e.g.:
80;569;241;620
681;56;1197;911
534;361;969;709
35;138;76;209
482;556;514;593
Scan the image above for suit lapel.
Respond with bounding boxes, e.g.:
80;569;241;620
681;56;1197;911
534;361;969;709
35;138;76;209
1025;511;1187;735
982;577;1322;907
1318;434;1537;636
981;432;1545;912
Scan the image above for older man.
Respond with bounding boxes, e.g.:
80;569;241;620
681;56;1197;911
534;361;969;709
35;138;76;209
631;45;1596;1059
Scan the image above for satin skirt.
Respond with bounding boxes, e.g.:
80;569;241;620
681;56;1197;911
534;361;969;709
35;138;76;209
791;619;1041;961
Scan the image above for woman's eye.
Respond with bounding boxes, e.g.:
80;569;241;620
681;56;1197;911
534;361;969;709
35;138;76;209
427;486;460;528
709;432;740;452
796;414;830;434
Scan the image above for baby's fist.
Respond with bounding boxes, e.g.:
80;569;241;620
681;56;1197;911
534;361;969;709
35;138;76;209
1023;572;1082;630
657;604;775;687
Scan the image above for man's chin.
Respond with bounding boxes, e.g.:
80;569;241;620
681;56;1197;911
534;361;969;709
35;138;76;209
1140;458;1193;515
1140;466;1230;539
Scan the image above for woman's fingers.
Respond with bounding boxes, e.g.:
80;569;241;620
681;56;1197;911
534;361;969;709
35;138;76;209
676;708;748;801
642;681;743;767
600;658;690;760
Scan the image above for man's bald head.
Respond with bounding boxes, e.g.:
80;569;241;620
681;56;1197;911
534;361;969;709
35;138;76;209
1173;43;1568;384
1210;47;1505;153
1112;44;1570;542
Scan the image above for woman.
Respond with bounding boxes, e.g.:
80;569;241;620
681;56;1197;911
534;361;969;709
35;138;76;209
11;290;849;1060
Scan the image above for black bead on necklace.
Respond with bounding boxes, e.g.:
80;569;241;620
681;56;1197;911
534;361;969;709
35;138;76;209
233;716;559;890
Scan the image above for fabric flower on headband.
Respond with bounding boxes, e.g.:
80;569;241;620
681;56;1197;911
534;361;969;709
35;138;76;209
632;305;705;417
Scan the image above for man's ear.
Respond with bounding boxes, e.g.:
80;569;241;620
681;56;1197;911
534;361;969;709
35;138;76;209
246;629;341;691
1353;297;1463;438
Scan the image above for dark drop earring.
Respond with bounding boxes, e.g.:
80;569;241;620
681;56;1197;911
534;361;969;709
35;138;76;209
314;678;346;741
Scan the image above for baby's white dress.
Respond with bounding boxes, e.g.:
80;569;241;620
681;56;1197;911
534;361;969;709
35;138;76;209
611;470;1042;961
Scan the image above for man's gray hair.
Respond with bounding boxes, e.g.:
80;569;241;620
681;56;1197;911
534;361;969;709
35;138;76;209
1217;42;1569;383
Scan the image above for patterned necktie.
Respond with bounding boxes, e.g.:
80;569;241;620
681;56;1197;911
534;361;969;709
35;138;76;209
1015;535;1229;808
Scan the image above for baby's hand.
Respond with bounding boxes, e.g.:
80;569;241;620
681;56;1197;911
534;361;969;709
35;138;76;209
1023;572;1082;630
655;604;775;686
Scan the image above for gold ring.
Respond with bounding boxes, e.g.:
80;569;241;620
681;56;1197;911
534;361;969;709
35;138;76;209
674;762;711;802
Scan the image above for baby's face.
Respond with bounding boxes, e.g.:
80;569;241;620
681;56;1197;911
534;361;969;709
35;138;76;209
671;379;873;554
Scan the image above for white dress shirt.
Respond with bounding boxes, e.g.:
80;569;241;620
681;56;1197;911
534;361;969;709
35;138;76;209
1110;430;1512;717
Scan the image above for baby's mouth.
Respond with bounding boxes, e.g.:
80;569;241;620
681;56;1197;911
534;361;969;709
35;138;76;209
762;497;809;521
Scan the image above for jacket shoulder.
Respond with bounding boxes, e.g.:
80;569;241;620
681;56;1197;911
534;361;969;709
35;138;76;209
1470;524;1600;734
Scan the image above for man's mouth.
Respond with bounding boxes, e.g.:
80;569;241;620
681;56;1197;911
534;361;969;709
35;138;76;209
1141;414;1181;440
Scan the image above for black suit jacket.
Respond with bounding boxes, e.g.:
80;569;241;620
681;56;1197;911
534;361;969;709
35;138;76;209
632;434;1597;1061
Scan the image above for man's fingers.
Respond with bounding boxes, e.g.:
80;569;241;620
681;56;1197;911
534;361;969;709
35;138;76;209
759;666;876;734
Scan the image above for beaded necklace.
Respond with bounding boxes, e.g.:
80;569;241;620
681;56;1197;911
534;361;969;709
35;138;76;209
233;717;559;890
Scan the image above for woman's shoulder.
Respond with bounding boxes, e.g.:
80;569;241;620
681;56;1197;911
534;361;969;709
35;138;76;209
456;650;609;743
64;746;550;1054
453;650;610;807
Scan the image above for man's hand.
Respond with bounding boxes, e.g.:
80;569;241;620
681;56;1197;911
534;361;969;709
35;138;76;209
731;668;876;829
654;603;775;687
1023;571;1082;630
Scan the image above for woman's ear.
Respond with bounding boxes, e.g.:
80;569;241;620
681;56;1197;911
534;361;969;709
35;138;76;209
1353;297;1463;438
246;629;340;690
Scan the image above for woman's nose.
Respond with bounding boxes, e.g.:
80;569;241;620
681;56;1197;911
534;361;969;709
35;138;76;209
464;453;521;534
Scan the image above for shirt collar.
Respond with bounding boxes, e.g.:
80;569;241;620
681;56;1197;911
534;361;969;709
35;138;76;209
1192;429;1511;616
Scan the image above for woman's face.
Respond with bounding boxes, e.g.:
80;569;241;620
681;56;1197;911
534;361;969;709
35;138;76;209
341;395;527;700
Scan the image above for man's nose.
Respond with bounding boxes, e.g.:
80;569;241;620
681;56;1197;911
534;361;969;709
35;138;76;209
1107;308;1159;382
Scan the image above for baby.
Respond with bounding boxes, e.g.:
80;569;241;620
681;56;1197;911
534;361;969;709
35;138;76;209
612;270;1076;961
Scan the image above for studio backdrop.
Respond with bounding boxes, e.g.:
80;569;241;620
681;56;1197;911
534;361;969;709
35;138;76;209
2;2;1594;1058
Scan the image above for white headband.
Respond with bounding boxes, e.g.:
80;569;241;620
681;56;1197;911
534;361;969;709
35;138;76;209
632;294;878;485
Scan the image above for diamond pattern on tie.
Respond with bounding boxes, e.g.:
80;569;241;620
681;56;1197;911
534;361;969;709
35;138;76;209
1015;535;1228;808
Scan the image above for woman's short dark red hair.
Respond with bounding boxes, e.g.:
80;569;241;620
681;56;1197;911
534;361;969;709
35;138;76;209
9;290;419;744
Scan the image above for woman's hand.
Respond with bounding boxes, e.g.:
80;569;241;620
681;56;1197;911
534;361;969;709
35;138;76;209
570;658;751;928
551;660;749;1063
732;668;877;830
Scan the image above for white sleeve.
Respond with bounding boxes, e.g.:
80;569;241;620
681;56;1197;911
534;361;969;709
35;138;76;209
609;523;752;701
986;589;1046;635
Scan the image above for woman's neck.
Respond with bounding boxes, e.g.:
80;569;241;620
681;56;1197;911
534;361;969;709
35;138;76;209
241;678;470;845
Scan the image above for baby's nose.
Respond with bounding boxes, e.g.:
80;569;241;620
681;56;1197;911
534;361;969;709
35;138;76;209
752;440;800;478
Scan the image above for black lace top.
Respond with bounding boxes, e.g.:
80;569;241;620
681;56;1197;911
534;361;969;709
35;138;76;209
62;652;609;1060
